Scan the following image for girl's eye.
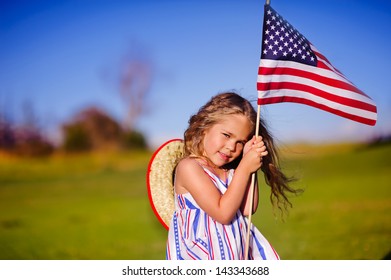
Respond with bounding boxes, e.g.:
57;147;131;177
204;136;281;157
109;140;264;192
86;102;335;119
236;141;245;148
223;133;230;138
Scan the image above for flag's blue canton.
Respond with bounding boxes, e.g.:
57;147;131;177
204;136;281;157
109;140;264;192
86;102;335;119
261;6;317;66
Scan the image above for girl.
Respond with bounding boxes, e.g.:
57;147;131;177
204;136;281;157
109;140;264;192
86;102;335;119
166;92;298;260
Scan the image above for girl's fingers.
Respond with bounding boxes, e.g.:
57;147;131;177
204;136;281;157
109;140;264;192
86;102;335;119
244;136;268;169
255;146;267;153
252;139;265;147
260;151;268;157
250;148;268;160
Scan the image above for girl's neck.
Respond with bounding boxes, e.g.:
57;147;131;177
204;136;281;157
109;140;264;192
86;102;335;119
195;157;228;183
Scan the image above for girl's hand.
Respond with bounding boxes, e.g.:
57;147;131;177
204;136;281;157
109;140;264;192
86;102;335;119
243;136;256;155
241;136;268;173
244;136;266;155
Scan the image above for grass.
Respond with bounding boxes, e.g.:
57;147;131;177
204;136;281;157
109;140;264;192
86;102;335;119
0;151;167;259
0;142;390;260
255;142;391;259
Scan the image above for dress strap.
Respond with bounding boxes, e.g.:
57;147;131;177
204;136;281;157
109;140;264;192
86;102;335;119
189;157;232;189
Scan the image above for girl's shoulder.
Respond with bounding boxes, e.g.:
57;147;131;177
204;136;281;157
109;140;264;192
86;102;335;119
175;156;209;194
176;156;213;180
176;156;203;172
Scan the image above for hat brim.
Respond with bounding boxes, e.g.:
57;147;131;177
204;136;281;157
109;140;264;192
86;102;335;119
146;139;184;230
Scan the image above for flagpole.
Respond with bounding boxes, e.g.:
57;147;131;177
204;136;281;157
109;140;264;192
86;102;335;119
244;104;261;260
244;0;270;261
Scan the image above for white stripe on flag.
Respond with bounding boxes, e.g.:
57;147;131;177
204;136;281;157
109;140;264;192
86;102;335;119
260;89;377;120
258;74;375;105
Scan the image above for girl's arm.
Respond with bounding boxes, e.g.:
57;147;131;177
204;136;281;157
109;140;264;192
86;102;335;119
240;174;259;216
175;137;266;224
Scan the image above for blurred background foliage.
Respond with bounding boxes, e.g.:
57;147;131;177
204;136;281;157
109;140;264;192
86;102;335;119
0;104;148;156
0;45;150;157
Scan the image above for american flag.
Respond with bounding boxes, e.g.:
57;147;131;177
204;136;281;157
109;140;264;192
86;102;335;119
257;5;377;126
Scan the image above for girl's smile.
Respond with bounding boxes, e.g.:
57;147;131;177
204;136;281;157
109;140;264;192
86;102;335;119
218;151;230;161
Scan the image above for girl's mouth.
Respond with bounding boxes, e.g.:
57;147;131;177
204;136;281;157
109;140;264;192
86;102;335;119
218;152;230;162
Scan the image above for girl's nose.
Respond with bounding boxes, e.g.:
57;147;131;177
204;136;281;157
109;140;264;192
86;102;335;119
226;140;236;152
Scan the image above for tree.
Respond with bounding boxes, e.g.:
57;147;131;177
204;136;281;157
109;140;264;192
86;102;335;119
62;122;91;152
61;106;148;152
119;51;153;131
0;113;15;150
0;101;53;157
62;107;122;152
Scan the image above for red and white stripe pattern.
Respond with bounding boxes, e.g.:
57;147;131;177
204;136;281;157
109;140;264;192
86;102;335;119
257;5;377;126
166;168;280;260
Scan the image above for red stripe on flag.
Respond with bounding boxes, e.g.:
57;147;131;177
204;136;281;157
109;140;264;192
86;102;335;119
258;96;376;126
257;81;377;113
258;66;368;97
316;59;349;81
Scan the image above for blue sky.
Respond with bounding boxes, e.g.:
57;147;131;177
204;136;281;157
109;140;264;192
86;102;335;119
1;0;390;148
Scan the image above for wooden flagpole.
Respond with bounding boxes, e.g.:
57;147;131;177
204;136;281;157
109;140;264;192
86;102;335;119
244;104;261;259
244;0;270;260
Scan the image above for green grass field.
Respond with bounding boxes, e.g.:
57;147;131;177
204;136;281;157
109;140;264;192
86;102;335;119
0;142;390;260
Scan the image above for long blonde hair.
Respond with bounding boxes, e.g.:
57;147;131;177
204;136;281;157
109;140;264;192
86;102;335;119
184;92;300;212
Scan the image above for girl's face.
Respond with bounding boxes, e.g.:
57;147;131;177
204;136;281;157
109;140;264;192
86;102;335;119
202;114;252;168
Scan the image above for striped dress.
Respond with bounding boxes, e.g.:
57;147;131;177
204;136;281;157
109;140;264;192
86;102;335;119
166;167;280;260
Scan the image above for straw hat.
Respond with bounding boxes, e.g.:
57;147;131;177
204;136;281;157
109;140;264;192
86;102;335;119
146;139;184;230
